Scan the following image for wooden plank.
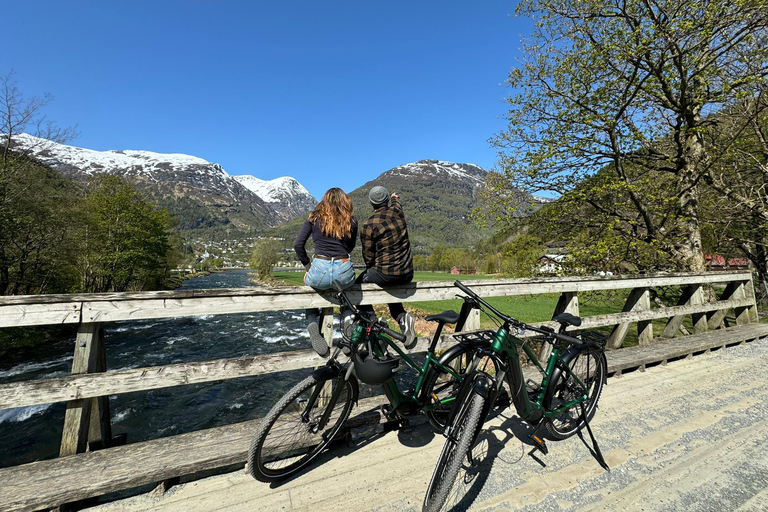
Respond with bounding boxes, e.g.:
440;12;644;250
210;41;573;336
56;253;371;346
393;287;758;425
0;302;81;328
607;287;650;349
606;324;768;373
0;272;755;327
707;282;738;330
0;395;390;512
0;335;458;410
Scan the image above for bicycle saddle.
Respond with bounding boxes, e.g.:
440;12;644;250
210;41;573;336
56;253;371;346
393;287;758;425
425;310;460;325
553;312;582;327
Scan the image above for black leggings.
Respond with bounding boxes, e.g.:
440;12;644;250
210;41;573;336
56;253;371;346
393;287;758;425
355;268;413;320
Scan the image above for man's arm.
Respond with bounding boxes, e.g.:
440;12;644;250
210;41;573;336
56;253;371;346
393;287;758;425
389;193;402;212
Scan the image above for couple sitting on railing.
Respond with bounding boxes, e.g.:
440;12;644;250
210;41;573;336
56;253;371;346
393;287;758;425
294;186;416;357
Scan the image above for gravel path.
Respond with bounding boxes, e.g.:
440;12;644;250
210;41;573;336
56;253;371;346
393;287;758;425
85;339;768;512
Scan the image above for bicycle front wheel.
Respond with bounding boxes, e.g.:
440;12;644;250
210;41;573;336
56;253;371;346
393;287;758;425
423;391;486;512
247;373;357;482
424;345;498;432
544;350;606;440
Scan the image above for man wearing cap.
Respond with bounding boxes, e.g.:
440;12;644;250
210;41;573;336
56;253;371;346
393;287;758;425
355;185;416;348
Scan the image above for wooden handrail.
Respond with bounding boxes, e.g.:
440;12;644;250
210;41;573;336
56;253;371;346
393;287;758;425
0;271;754;327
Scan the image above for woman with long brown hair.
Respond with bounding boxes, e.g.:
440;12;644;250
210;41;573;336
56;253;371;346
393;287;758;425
294;187;357;356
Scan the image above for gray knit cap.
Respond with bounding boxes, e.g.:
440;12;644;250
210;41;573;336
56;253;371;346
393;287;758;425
368;185;390;207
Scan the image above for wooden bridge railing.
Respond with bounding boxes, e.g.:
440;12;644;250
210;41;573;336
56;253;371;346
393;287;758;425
0;271;763;511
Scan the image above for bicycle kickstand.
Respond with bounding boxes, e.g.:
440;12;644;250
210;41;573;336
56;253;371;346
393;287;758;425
580;403;609;471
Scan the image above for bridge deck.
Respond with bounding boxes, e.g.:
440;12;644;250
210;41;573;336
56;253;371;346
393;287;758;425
2;324;768;512
82;327;768;512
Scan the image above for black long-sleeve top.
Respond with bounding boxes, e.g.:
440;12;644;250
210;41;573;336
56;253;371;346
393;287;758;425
294;218;358;267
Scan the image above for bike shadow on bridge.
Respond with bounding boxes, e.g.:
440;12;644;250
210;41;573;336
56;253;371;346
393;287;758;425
265;404;442;489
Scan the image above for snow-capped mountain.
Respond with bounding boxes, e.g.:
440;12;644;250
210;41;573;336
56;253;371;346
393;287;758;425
234;175;317;222
5;134;316;234
347;159;491;249
386;160;487;184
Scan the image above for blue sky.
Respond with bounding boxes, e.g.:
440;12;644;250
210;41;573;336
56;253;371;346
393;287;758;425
3;1;531;200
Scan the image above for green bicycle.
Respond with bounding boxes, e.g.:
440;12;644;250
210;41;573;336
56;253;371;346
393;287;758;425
423;280;608;512
247;280;499;482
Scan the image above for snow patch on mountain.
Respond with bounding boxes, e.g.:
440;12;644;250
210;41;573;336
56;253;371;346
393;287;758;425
6;133;217;177
234;175;313;203
389;159;486;182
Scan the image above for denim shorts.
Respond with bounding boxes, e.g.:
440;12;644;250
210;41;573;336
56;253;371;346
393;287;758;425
304;257;355;290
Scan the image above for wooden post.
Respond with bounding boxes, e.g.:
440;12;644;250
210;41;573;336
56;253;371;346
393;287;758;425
540;292;579;360
690;285;708;334
87;327;112;451
607;287;652;349
661;285;694;338
661;284;707;337
463;309;480;331
707;281;737;330
60;324;103;457
745;277;759;323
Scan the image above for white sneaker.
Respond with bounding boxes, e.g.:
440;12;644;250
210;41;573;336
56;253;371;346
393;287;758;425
398;312;416;349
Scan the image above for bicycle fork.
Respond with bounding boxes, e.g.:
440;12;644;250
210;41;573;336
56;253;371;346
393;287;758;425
302;363;355;434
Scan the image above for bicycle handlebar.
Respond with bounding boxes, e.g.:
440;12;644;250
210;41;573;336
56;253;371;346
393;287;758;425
382;326;406;343
454;280;583;346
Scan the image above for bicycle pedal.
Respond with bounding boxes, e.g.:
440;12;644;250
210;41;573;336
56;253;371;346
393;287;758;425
383;418;410;432
529;433;548;455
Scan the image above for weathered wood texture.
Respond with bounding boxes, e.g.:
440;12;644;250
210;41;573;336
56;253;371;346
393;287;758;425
0;272;753;328
2;324;768;512
0;335;461;410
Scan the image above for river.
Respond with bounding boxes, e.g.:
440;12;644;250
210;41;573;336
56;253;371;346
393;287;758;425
0;270;313;469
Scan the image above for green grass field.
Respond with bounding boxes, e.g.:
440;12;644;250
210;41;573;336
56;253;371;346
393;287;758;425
272;270;625;325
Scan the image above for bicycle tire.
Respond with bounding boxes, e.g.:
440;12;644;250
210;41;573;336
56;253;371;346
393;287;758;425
423;391;486;512
247;373;357;482
423;345;497;432
544;350;606;440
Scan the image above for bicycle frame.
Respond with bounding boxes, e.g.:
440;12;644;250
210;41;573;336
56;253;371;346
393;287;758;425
365;329;467;414
453;323;593;428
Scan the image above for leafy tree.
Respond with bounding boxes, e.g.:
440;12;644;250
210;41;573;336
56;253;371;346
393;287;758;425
78;175;175;292
484;0;768;272
0;71;80;294
249;238;281;279
500;235;546;277
699;85;768;284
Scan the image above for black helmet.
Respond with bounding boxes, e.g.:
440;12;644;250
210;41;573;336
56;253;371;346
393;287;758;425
352;346;400;385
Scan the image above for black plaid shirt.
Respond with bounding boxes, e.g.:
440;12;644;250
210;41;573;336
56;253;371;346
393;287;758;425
360;196;413;276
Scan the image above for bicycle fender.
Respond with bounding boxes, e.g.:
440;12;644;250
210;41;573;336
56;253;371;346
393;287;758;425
310;365;340;381
310;365;361;405
473;373;493;399
436;340;490;366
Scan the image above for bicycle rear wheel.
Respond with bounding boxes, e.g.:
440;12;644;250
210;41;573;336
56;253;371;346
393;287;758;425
247;373;357;482
544;350;606;440
423;391;486;512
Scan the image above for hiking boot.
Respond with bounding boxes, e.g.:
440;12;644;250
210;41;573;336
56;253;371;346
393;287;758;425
307;322;329;357
398;312;417;349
